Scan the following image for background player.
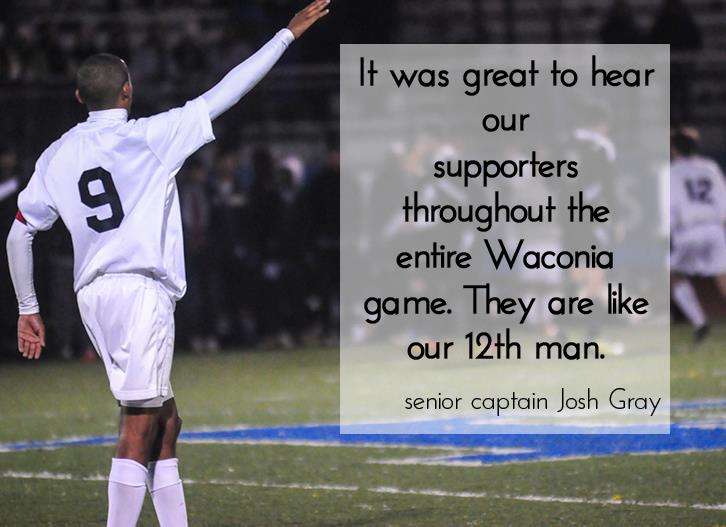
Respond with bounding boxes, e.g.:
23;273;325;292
670;126;726;342
5;1;330;526
552;101;621;348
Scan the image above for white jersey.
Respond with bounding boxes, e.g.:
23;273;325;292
670;156;726;233
17;97;215;299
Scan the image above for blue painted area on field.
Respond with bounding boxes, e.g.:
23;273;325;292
1;400;724;465
183;421;726;465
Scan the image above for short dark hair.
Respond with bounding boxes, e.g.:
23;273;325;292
671;126;700;156
76;53;129;110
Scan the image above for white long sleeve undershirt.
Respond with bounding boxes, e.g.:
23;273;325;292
202;28;295;120
6;219;39;315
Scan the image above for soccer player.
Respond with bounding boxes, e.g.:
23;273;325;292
5;2;329;526
670;126;726;342
555;101;620;345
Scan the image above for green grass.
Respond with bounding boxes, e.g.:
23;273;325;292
0;325;724;526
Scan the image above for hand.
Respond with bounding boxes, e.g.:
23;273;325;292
18;313;46;360
287;0;330;40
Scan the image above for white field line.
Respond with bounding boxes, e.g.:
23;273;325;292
369;447;726;468
368;448;531;466
182;438;531;455
1;471;107;482
368;486;726;511
1;470;724;512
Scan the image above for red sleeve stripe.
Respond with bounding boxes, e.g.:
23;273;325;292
15;211;27;225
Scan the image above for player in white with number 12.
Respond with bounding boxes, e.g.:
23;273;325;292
670;126;726;342
5;2;329;526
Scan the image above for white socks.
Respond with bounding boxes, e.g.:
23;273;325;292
107;457;188;527
673;280;706;328
147;458;188;527
107;458;148;527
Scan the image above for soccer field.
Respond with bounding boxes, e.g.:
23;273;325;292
0;325;724;526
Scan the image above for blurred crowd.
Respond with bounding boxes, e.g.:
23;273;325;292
0;0;721;357
0;0;386;88
176;142;340;352
0;0;709;126
0;0;708;85
0;7;309;87
0;139;340;357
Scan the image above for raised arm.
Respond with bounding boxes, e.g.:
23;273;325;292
202;0;330;120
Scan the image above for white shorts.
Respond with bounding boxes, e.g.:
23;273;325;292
77;273;176;408
671;223;726;276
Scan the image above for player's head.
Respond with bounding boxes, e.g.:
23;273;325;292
671;126;700;159
75;53;132;112
576;99;611;135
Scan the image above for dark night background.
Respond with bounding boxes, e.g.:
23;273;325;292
0;0;720;357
